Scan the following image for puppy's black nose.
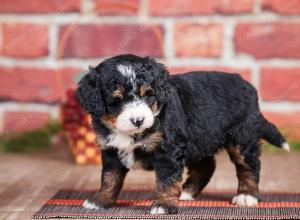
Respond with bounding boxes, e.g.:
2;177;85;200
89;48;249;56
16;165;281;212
130;117;145;128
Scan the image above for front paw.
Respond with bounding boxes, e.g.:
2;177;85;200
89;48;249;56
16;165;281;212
232;194;258;207
82;197;114;210
83;199;102;210
150;202;178;215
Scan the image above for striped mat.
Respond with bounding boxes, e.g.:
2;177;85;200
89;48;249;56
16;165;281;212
33;190;300;219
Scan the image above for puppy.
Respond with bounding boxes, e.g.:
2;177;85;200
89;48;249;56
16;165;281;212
76;54;289;214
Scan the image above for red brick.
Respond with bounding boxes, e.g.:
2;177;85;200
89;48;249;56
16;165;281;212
234;22;300;59
263;111;300;139
0;0;81;14
1;23;48;58
59;24;164;58
260;67;300;101
0;67;81;103
262;0;300;15
93;0;139;15
174;23;223;57
3;111;50;134
169;66;251;82
149;0;254;16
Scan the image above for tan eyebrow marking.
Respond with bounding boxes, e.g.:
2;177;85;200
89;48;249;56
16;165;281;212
151;101;158;113
112;86;124;99
140;84;153;97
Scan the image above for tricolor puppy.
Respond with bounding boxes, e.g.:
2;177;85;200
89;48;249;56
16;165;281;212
76;54;289;214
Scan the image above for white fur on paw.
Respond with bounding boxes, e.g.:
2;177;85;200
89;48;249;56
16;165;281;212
179;191;195;200
83;199;100;210
232;194;258;207
282;142;290;151
150;206;166;214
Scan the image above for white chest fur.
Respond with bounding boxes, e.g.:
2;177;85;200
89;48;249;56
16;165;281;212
105;131;137;169
97;130;161;169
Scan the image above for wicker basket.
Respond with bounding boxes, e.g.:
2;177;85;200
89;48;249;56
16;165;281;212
60;88;101;165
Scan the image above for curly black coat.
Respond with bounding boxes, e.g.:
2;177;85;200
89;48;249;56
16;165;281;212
76;54;287;214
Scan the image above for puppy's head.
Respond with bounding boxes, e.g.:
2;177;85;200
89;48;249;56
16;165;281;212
76;54;171;134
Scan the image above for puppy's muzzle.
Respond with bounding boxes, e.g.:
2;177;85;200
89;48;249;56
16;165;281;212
130;117;145;128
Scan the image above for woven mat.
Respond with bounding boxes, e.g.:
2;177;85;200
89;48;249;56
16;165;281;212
33;190;300;219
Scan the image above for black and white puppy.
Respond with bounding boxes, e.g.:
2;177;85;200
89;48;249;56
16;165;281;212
76;54;289;214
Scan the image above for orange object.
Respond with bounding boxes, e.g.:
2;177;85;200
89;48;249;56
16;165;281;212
60;88;101;165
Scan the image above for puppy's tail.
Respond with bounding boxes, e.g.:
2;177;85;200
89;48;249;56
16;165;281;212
261;117;290;151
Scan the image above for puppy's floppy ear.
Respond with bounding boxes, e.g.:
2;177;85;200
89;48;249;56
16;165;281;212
76;67;104;117
144;57;171;104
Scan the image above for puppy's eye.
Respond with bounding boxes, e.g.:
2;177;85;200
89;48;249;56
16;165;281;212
144;89;154;97
113;96;122;103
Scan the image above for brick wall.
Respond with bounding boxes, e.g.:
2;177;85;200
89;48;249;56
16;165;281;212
0;0;300;138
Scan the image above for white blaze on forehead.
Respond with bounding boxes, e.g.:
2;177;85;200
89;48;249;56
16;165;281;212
117;64;137;96
117;64;136;80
